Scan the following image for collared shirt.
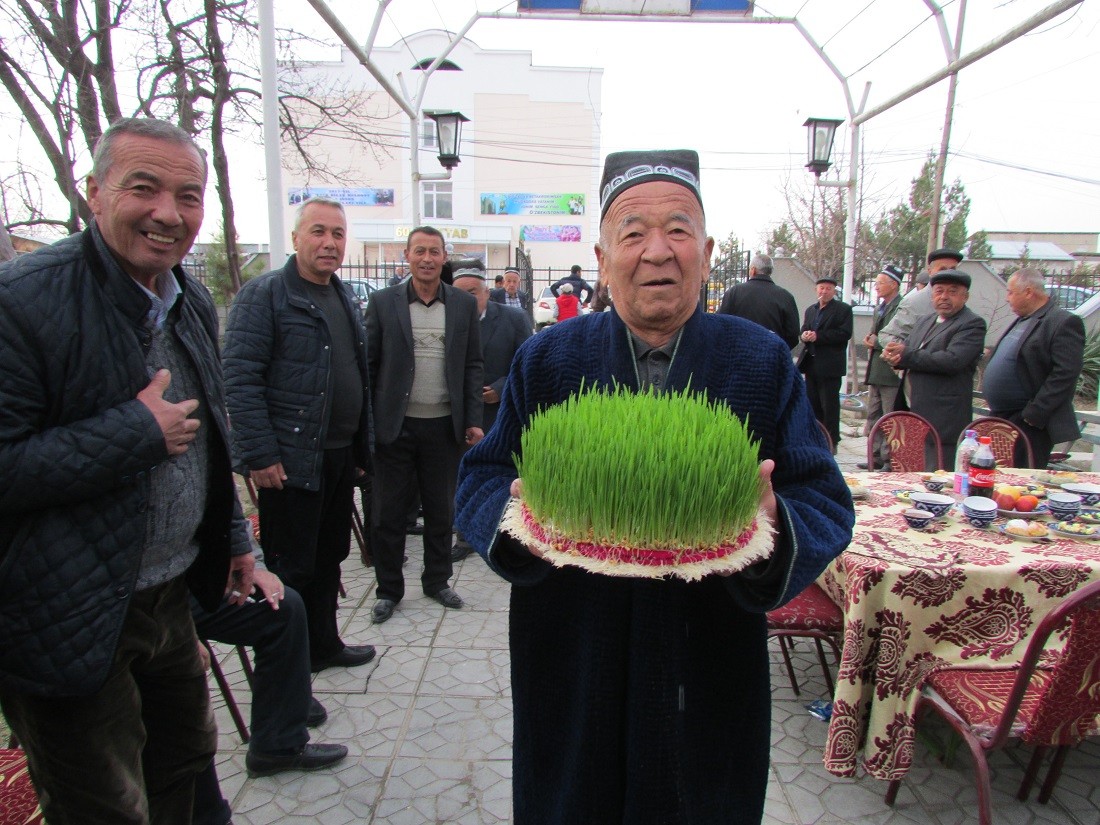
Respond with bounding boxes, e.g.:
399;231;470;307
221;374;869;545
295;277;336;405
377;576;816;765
134;270;182;330
406;277;445;307
504;293;522;309
629;329;679;392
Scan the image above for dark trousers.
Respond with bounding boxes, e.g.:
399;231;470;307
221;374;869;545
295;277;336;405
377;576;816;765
191;760;231;825
191;587;311;755
258;447;354;663
805;372;842;450
0;577;216;825
372;416;460;602
994;409;1053;469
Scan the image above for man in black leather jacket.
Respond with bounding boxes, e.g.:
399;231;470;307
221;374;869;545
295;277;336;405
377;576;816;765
0;118;254;824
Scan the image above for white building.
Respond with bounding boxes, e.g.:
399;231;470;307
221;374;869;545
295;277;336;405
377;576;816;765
281;30;603;276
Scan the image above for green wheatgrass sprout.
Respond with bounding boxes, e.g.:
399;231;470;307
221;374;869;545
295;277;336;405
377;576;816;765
515;385;762;550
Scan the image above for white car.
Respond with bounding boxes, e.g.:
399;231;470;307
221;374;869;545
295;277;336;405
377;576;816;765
533;287;558;329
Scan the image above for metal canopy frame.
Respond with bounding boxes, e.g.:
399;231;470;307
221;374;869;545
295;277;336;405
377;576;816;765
258;0;1084;281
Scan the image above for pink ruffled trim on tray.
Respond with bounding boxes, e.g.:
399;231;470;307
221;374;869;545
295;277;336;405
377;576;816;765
501;499;777;582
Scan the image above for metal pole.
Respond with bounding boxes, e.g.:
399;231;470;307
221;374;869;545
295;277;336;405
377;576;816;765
926;0;966;253
258;0;285;265
410;112;421;227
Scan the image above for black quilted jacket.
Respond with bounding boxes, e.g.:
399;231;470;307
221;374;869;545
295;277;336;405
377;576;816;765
223;257;373;490
0;226;247;697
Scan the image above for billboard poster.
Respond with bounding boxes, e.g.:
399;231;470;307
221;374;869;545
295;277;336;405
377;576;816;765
517;1;751;12
520;225;583;243
480;192;585;216
288;187;395;207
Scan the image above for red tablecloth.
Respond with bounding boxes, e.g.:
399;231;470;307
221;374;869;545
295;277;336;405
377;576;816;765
821;469;1100;780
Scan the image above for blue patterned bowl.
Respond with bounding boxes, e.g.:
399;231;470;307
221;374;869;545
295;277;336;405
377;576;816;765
902;509;936;529
910;492;954;519
1047;492;1082;521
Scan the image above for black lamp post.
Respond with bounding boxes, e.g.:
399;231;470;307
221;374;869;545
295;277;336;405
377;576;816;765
803;117;843;178
426;110;469;170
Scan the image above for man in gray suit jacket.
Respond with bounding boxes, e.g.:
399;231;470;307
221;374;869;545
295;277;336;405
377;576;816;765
364;226;484;624
883;269;987;468
984;267;1085;467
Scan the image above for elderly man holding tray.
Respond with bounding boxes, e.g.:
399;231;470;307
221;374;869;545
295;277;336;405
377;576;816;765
456;148;854;825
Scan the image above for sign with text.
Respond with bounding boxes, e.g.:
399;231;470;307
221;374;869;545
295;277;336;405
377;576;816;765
520;225;583;243
480;192;585;216
288;187;395;207
395;226;471;240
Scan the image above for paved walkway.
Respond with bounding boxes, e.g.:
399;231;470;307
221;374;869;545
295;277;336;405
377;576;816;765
206;417;1099;824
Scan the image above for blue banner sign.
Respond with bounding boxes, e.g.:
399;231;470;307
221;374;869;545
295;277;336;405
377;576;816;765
288;187;395;207
480;192;585;216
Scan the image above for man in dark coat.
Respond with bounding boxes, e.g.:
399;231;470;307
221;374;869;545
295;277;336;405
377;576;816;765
983;267;1085;467
364;226;484;624
0;118;254;823
455;149;853;825
717;252;799;349
550;263;594;304
883;269;987;468
450;262;532;561
488;266;531;313
223;198;377;682
859;264;905;469
797;274;854;451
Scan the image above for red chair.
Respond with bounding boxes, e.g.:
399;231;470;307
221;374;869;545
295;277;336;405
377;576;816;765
964;416;1035;469
867;411;943;472
767;583;844;696
0;748;45;825
885;579;1100;824
201;639;253;744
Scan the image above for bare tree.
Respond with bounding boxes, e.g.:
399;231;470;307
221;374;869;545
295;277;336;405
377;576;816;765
0;0;387;293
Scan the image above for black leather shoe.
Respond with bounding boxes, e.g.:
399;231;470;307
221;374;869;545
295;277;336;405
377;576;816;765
451;541;472;562
430;587;464;609
372;599;397;624
245;743;348;777
406;522;423;535
306;697;327;727
310;644;376;673
857;462;869;470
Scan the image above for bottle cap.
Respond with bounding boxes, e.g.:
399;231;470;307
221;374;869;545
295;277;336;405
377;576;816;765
979;436;991;443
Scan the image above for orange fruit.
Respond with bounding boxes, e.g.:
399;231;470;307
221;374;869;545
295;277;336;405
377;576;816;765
1015;495;1039;512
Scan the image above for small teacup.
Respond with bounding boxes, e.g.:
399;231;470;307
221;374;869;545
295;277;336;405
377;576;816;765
902;508;936;529
923;478;949;493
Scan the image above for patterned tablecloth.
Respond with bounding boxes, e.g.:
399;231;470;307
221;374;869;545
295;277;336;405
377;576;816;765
821;469;1100;780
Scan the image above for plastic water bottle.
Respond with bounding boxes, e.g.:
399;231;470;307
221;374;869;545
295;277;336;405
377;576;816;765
955;429;979;496
968;436;997;499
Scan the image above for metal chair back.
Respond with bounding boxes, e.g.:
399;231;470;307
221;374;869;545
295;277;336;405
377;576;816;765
964;416;1036;469
867;411;943;472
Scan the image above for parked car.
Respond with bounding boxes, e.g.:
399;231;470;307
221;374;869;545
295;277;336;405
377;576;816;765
533;286;558;329
1048;284;1097;311
344;279;377;318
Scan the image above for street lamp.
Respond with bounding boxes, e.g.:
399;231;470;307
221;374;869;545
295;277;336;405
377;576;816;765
425;110;469;170
803;117;843;178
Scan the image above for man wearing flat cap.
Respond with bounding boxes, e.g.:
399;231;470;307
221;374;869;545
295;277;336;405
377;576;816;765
797;273;853;452
859;264;906;469
879;247;962;348
883;268;986;467
455;149;853;824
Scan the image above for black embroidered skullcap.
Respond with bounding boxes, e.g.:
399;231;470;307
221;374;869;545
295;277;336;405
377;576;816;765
927;247;963;265
929;269;971;289
599;150;702;218
503;266;520;275
880;264;905;284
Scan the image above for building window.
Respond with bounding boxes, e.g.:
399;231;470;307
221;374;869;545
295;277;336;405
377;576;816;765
423;182;452;220
421;121;437;149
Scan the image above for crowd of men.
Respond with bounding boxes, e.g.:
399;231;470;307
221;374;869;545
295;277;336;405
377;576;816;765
720;247;1087;472
0;116;1087;825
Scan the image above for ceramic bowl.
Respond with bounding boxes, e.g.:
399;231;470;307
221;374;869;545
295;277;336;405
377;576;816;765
923;478;950;493
909;491;954;519
902;508;936;529
1047;491;1083;520
1060;483;1100;507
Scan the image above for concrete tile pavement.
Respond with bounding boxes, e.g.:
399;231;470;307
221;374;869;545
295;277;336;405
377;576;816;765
207;446;1099;825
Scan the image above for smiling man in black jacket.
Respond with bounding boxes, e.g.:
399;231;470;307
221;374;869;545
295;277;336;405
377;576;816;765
0;118;254;824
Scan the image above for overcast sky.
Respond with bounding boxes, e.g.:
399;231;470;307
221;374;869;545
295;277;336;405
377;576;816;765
229;0;1098;253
